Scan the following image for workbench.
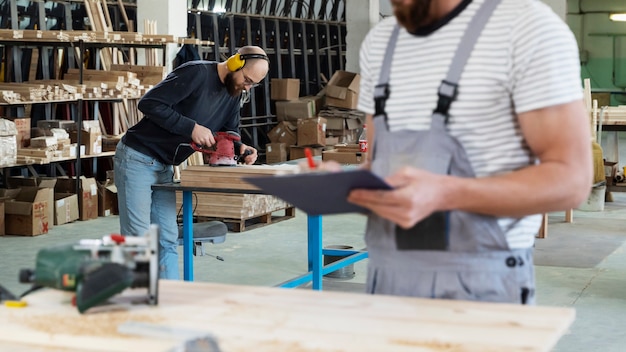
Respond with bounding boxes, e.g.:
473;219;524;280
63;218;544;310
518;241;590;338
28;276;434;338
0;280;575;351
151;183;368;289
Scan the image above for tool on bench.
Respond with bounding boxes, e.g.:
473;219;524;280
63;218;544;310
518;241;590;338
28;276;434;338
19;225;160;313
191;131;252;166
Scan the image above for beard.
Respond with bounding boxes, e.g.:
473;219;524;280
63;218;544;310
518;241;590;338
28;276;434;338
392;0;433;33
224;72;244;97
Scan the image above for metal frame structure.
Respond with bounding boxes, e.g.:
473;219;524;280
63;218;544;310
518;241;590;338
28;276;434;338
0;0;346;157
187;0;346;155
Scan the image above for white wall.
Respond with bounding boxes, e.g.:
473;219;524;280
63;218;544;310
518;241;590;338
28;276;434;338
137;0;187;71
345;0;379;72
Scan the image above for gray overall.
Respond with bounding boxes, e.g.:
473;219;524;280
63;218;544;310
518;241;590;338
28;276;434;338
366;0;535;304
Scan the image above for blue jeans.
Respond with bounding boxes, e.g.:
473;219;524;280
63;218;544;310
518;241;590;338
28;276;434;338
114;141;179;279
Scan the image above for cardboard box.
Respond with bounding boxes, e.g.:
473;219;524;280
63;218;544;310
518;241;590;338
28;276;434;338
0;189;20;236
325;116;362;131
265;143;288;164
54;193;79;225
55;176;99;221
267;121;298;146
98;180;118;217
70;121;102;155
325;71;360;109
326;129;359;144
276;97;318;122
36;119;77;131
9;117;31;148
71;129;102;155
7;177;56;230
271;78;300;100
297;117;327;147
322;149;368;164
289;146;324;160
102;135;121;152
4;187;50;236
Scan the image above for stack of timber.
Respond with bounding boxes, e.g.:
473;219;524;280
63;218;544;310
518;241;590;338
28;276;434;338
600;106;626;126
0;83;77;103
175;192;295;232
180;164;298;190
179;165;300;231
0;29;176;46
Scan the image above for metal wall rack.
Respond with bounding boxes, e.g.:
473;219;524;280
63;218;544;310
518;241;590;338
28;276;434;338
0;0;347;159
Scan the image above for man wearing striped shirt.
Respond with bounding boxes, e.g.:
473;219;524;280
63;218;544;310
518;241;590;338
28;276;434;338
347;0;591;304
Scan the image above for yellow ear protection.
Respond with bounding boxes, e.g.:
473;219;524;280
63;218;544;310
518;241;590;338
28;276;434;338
226;52;269;72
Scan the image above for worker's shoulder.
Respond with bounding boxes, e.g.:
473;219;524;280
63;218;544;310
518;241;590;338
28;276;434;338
368;16;397;34
499;0;564;25
174;60;217;73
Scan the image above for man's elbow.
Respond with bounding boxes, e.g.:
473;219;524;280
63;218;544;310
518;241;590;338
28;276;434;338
565;164;594;209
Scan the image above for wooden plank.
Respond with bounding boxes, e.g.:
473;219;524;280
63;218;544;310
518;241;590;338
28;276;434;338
117;0;131;30
0;280;575;351
180;165;299;189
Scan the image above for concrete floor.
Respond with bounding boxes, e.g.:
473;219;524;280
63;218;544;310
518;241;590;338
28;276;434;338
2;194;626;351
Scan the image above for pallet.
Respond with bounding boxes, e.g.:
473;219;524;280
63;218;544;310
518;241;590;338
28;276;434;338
197;207;296;232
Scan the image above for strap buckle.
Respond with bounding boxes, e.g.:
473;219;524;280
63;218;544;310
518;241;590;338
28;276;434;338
433;80;458;120
373;83;390;117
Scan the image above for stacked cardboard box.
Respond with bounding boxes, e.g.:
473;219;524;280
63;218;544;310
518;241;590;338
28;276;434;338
3;187;50;236
266;71;364;163
98;171;118;217
70;120;102;155
9;117;31;148
55;176;99;221
324;71;360;110
54;193;79;225
322;144;368;165
7;177;57;230
0;189;21;236
265;143;288;164
271;78;300;101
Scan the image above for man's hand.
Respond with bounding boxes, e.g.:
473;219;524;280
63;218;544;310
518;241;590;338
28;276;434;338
239;144;258;165
348;167;445;229
191;124;216;147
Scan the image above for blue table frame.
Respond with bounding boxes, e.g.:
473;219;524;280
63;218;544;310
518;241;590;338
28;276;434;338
153;183;368;290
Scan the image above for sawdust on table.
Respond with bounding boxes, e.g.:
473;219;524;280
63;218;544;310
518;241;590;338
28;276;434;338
14;311;164;337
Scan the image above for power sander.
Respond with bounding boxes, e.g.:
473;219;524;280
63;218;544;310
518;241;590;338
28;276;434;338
191;131;251;166
18;225;160;313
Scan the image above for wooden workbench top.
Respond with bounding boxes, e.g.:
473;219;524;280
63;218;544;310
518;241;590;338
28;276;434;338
0;280;574;351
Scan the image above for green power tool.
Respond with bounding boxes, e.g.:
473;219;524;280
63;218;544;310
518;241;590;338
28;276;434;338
19;225;160;313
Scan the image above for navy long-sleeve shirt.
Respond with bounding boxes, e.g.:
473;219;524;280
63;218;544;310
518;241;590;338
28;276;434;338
123;61;241;165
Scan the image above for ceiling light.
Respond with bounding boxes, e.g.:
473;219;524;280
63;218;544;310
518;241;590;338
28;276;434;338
609;13;626;21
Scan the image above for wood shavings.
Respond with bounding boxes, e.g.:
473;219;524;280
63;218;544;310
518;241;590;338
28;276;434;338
14;311;164;337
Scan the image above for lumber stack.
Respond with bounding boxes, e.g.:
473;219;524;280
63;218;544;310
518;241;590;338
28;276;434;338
175;192;290;220
180;164;299;190
179;165;300;230
599;106;626;125
0;83;77;103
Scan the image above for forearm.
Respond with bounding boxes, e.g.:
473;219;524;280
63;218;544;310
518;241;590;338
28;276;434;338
438;161;591;217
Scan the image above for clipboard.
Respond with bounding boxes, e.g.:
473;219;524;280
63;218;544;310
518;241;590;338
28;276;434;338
242;169;392;215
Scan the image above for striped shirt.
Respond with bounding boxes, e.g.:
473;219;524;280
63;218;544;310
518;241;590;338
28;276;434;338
357;0;582;249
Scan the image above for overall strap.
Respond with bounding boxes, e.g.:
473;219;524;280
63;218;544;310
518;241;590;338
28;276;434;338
373;24;400;126
434;0;503;123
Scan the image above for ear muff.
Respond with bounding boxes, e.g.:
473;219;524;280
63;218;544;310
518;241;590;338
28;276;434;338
226;52;269;72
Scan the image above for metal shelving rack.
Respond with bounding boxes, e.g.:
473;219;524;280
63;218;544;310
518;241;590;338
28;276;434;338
0;0;347;161
187;0;347;156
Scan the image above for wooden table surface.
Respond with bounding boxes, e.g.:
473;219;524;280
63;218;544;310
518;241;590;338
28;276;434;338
0;280;575;351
